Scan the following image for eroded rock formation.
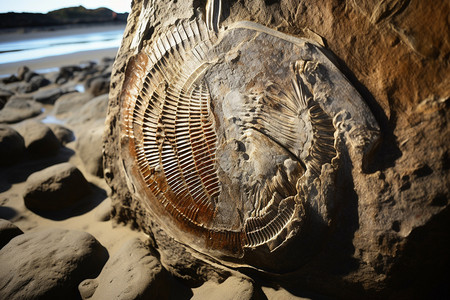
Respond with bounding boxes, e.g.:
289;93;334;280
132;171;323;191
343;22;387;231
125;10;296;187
104;0;449;298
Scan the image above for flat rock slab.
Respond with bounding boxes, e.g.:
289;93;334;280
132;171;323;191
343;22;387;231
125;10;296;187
0;228;108;300
16;120;60;157
0;219;23;249
79;238;189;300
23;162;91;212
0;125;25;166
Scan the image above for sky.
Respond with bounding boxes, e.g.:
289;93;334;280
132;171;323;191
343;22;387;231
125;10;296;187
0;0;131;13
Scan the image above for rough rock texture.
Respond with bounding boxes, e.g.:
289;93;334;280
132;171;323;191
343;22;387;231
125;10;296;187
103;0;449;298
0;228;108;300
0;125;25;166
0;219;23;249
23;162;91;211
78;238;189;300
16;120;60;157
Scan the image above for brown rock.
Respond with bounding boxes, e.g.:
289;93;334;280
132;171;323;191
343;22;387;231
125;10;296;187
23;162;91;212
0;228;108;300
103;0;450;298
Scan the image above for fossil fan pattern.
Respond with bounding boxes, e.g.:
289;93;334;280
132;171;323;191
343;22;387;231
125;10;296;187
120;9;340;259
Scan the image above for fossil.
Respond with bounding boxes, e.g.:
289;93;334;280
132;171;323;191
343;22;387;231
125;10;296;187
119;0;379;268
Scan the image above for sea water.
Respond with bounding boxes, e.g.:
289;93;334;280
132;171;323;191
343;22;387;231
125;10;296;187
0;26;124;65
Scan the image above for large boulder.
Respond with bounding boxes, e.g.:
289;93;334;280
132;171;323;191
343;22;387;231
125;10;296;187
103;0;449;298
79;238;189;299
23;162;91;212
0;125;25;165
0;228;108;300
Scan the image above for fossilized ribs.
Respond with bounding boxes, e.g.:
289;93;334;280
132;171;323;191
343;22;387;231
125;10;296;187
120;17;337;259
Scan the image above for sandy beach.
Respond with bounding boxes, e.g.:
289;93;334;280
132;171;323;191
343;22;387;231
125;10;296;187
0;24;125;76
0;26;158;298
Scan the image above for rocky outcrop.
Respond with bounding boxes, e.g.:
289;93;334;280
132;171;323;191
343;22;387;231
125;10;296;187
103;0;449;298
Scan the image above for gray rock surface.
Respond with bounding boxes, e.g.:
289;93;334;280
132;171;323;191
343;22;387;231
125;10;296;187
0;219;23;249
0;228;108;300
79;238;188;300
16;120;60;157
23;162;91;211
0;125;25;165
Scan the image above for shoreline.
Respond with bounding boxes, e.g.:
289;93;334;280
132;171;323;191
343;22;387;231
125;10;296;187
0;47;119;77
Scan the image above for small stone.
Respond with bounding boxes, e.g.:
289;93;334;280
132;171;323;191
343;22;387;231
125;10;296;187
17;65;30;81
79;238;187;300
0;96;42;123
47;123;75;145
33;87;64;104
1;74;19;84
0;219;23;249
16;120;60;157
23;162;91;212
0;228;108;299
0;125;25;165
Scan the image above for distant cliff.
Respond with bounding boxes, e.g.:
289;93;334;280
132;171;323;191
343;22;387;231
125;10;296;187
0;6;128;29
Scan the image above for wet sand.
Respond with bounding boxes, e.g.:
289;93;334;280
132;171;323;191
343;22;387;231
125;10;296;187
0;24;124;77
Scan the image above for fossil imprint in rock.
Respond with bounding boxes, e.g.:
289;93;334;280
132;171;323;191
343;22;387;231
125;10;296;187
119;0;379;267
